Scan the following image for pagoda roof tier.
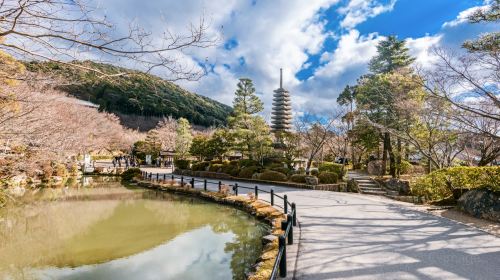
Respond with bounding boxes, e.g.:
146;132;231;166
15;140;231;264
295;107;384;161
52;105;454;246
273;88;289;94
271;126;292;131
271;113;293;119
272;101;291;106
272;105;292;110
272;119;293;124
273;96;291;101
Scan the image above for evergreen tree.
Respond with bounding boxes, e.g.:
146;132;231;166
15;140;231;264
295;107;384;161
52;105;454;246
229;78;271;160
232;78;264;115
369;36;415;74
175;118;193;159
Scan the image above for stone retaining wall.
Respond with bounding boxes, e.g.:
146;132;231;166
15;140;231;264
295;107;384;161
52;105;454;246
133;178;286;280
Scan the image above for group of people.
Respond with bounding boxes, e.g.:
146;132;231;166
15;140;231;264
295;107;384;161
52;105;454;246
112;155;137;169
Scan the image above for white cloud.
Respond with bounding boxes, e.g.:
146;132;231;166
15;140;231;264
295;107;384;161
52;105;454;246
338;0;397;29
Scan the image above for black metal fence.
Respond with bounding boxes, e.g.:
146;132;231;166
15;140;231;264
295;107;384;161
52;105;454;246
141;171;296;279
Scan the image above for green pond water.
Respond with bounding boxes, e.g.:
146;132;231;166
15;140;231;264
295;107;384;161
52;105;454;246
0;177;268;280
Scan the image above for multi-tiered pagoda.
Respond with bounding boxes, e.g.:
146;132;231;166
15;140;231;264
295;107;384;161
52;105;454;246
271;69;292;133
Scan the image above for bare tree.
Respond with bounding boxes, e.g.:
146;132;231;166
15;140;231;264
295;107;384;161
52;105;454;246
0;0;217;81
421;48;499;123
295;111;343;174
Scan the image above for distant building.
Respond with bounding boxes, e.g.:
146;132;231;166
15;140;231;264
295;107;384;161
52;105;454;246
271;68;292;133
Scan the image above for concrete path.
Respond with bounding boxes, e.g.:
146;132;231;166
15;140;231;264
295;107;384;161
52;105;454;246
141;169;500;280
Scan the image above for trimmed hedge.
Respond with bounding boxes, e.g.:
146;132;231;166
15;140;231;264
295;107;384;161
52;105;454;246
412;166;500;201
121;168;142;181
191;161;210;171
221;164;240;177
318;172;338;184
209;164;223;172
319;162;344;176
239;159;259;168
290;174;307;183
174;159;190;170
271;167;290;175
239;166;260;179
259;171;287;182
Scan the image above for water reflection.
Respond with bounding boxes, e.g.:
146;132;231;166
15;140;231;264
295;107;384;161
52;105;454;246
0;177;268;280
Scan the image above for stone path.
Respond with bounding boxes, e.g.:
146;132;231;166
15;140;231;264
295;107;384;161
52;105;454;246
140;169;500;280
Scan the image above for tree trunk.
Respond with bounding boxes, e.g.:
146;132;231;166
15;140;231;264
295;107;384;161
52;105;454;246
382;132;389;176
396;138;402;178
387;134;396;178
405;141;410;161
305;156;313;175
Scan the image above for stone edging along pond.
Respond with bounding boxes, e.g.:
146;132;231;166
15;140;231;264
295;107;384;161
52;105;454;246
133;178;286;280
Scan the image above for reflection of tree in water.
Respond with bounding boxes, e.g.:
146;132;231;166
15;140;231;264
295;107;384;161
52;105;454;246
209;207;269;280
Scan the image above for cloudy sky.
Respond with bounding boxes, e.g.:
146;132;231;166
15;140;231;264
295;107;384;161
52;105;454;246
96;0;497;118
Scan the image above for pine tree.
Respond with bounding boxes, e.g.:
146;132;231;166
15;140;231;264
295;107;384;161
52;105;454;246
233;78;264;115
369;36;415;74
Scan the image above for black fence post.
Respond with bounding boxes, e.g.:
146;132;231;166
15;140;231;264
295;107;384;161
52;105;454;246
270;189;274;206
218;181;222;192
191;178;195;188
148;173;152;180
287;214;293;245
204;179;207;191
284;194;288;214
163;174;166;181
181;176;184;186
234;183;238;195
156;173;159;181
171;174;174;180
279;235;287;278
254;186;258;198
291;203;297;226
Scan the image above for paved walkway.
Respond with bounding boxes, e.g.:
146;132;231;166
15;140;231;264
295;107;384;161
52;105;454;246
140;169;500;280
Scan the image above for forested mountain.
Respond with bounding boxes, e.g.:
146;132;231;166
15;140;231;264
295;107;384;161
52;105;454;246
26;61;232;129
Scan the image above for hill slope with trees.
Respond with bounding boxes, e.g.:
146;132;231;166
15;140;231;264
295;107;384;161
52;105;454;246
26;61;232;129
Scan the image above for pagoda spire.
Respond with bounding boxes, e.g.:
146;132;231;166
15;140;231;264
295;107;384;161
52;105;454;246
271;68;292;133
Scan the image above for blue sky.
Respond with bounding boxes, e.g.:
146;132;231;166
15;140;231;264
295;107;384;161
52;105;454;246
96;0;496;117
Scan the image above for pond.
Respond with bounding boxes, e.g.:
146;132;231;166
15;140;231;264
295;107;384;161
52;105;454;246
0;177;269;280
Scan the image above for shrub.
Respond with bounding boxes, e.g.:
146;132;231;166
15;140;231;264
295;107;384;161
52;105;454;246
209;164;223;172
239;159;259;168
399;160;413;175
221;164;240;176
310;169;319;176
318;172;338;184
290;174;308;183
319;162;344;176
239;166;260;178
121;168;142;181
271;167;290;175
412;166;500;201
191;161;210;171
259;171;287;182
174;159;190;170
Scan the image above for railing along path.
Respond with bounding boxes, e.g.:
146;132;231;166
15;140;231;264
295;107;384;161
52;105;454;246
141;171;296;279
